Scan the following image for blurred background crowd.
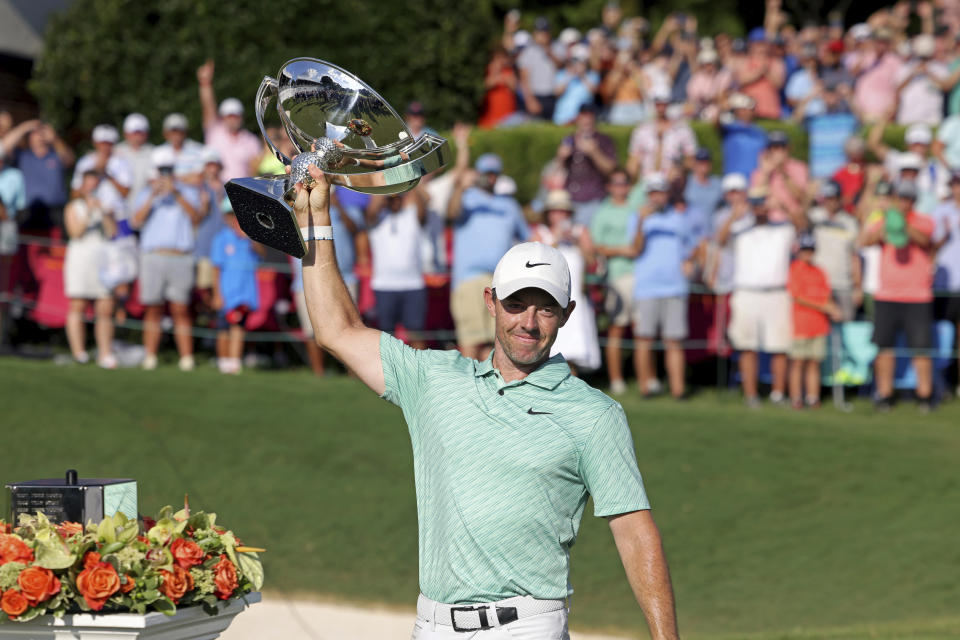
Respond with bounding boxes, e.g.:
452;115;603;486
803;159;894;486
2;0;960;411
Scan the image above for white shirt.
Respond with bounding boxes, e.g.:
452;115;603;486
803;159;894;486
369;204;424;291
730;216;796;289
114;142;155;208
896;60;948;126
71;153;133;220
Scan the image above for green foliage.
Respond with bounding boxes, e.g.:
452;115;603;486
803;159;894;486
31;0;497;142
2;360;960;637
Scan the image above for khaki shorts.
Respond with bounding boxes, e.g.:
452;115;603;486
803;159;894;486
451;274;494;347
790;335;827;360
195;257;216;290
294;283;358;338
605;273;634;327
728;289;792;353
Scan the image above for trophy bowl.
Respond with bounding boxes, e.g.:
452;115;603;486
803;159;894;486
225;58;450;257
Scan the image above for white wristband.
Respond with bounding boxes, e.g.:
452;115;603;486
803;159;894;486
300;225;334;242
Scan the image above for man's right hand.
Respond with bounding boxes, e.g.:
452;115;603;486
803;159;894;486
197;59;215;85
292;163;331;229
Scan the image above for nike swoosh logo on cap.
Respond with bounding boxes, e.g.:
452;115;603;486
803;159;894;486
527;408;552;415
525;261;550;268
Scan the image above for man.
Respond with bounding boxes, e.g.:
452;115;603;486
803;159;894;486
735;27;786;120
860;180;935;411
623;175;693;399
156;113;204;175
707;173;748;294
517;17;560;120
625;89;697;182
556;104;617;226
932;172;960;396
591;168;640;394
895;34;950;127
405;101;438;140
293;162;680;640
5;120;73;233
853;28;903;123
808;180;862;321
683;148;723;242
447;149;529;360
0;150;25;348
831;137;867;213
793;79;859;181
750;130;809;223
130;147;204;371
366;187;430;349
197;59;262;182
718;93;767;178
115;113;155;210
717;187;804;407
71;125;132;225
869;119;947;214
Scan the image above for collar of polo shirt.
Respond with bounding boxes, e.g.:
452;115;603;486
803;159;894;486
474;350;571;390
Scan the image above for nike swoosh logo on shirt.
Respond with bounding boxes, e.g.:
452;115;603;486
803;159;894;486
527;408;552;415
525;261;550;268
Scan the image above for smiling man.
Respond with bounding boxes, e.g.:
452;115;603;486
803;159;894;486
294;164;679;640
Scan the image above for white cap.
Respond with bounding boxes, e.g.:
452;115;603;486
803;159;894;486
151;146;176;169
559;27;582;45
219;97;244;117
201;146;222;165
569;43;591;62
898;152;923;171
650;87;671;103
543;189;574;211
721;172;748;192
913;33;935;58
493;174;517;196
492;242;572;308
123;113;149;134
513;30;531;49
92;124;119;144
697;49;719;65
729;92;755;110
644;172;668;193
905;123;932;145
163;113;188;131
850;23;871;41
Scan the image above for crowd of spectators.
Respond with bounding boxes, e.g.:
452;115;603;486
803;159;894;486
1;1;960;412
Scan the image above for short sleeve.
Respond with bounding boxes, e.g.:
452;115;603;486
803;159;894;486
579;403;649;517
379;331;426;409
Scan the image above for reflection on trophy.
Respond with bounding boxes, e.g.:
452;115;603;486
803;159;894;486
224;58;450;258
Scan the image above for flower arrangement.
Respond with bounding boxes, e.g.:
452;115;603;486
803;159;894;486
0;500;263;622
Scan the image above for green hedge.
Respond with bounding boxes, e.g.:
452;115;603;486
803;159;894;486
452;121;911;205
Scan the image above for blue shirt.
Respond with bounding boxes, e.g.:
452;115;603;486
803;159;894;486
135;183;203;253
683;175;723;241
452;188;529;288
785;69;825;117
807;111;858;179
0;167;27;212
552;70;600;125
211;226;260;311
721;120;767;178
291;203;363;292
194;185;226;259
14;149;67;208
626;208;694;299
933;200;960;291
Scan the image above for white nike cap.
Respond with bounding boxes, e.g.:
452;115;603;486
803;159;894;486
492;242;572;308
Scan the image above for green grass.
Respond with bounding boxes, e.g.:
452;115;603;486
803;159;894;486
2;358;958;639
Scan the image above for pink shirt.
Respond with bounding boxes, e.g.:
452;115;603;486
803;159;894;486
854;54;903;122
750;158;809;222
204;120;262;182
627;120;697;179
738;56;785;120
686;69;733;119
868;212;935;303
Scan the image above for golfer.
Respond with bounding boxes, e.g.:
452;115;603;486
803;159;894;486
294;165;679;639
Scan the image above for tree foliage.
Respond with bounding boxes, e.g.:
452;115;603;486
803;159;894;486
31;0;498;142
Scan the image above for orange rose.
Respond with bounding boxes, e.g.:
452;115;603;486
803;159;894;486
56;522;83;539
76;562;120;611
18;567;60;606
0;535;34;565
83;551;101;570
170;538;204;569
213;555;238;600
159;565;193;603
1;589;28;619
120;574;136;594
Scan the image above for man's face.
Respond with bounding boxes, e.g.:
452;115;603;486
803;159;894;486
654;101;669;119
94;141;114;156
575;110;596;133
406;113;425;132
694;158;711;174
798;248;815;263
125;131;147;147
164;128;186;147
486;287;573;367
908;142;929;158
386;195;403;211
647;189;668;209
734;107;754;122
607;173;631;197
897;196;915;211
726;189;746;206
900;168;919;183
224;114;243;133
534;30;551;47
767;143;788;163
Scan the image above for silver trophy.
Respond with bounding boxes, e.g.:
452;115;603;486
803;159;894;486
224;58;450;257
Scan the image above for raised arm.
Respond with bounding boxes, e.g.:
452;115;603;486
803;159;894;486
197;59;219;131
297;165;384;394
609;510;680;640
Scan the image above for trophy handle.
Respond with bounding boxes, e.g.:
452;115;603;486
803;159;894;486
255;76;291;166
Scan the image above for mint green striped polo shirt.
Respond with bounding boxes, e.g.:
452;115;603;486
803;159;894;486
379;332;650;604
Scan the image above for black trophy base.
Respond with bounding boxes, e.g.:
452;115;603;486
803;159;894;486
225;177;306;258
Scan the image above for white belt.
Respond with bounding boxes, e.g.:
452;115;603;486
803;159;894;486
417;593;565;632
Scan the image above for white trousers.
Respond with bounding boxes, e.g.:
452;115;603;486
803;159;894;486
411;608;570;640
